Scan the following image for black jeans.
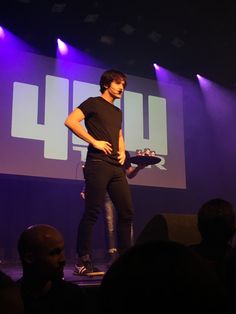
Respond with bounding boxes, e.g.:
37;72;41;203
103;192;134;252
76;159;134;258
103;192;117;252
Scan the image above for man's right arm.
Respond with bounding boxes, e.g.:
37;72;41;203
64;108;113;154
64;108;95;145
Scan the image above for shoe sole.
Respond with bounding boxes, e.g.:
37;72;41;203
85;271;105;277
73;270;105;277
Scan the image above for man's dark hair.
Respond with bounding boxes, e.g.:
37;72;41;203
99;69;127;93
197;198;236;243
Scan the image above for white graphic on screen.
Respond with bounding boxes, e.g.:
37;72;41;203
11;75;69;160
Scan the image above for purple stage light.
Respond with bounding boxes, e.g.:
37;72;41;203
55;39;103;69
196;74;212;89
0;26;5;39
57;38;68;55
153;63;160;70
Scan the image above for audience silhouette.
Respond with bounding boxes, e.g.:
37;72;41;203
189;198;236;281
5;198;236;314
224;246;236;312
0;269;24;314
99;240;230;314
17;224;93;314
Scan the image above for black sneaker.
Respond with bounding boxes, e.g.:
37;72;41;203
73;254;105;277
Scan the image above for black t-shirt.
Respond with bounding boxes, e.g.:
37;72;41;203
78;96;122;166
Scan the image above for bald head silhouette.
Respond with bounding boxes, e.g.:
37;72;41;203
18;224;66;281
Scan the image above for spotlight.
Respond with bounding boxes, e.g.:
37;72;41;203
57;38;68;55
196;74;205;80
153;63;160;70
0;26;5;39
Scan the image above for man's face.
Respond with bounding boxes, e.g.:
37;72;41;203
32;233;66;280
108;79;126;99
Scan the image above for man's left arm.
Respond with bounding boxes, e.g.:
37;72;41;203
126;164;146;179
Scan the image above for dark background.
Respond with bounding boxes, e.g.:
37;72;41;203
1;1;236;87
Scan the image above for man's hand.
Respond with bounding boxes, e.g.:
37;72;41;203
118;150;126;165
137;164;146;170
93;140;112;154
137;161;150;169
80;191;85;199
126;162;148;179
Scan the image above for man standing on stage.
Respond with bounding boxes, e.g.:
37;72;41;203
64;69;134;275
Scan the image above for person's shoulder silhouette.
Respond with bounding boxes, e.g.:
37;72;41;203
99;240;230;314
0;269;24;314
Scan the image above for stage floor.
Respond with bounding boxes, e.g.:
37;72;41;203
0;260;107;287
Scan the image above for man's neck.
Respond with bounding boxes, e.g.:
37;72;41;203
101;93;115;104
